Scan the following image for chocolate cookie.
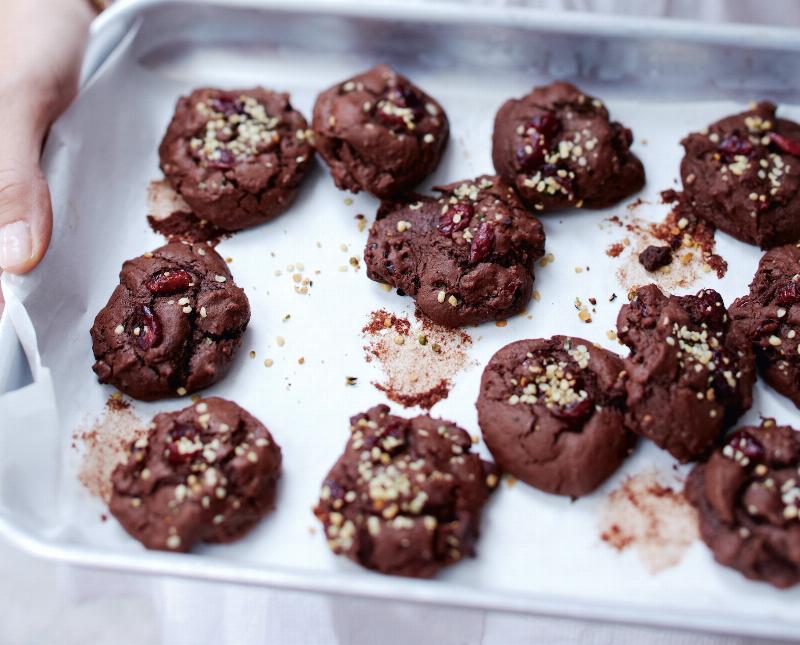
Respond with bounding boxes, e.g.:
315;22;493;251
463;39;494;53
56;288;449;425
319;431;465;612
492;81;644;212
477;336;634;497
364;175;546;327
109;397;282;552
617;285;756;462
680;101;800;248
686;422;800;588
313;404;498;578
91;242;250;400
312;64;449;198
729;244;800;408
159;87;314;231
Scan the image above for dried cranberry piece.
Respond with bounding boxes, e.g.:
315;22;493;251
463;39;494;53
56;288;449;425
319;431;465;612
725;430;765;463
551;396;593;421
717;135;753;162
516;138;545;172
323;478;346;501
206;148;237;169
165;422;200;465
145;269;192;295
776;281;800;306
769;133;800;156
528;111;560;141
438;203;473;236
377;85;424;130
685;290;726;328
131;305;163;350
209;96;244;117
469;222;495;264
540;164;574;194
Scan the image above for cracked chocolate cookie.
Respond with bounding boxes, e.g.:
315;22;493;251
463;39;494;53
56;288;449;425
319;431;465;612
109;397;281;552
312;64;449;198
313;404;499;578
617;285;755;462
90;242;250;400
476;336;634;497
159;87;314;231
729;244;800;408
680;101;800;248
364;175;546;327
686;421;800;588
492;81;644;212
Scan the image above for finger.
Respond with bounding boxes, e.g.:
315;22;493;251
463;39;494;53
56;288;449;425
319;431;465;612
0;0;92;274
0;164;53;274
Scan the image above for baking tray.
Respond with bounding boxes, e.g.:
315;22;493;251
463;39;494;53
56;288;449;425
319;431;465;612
2;0;800;637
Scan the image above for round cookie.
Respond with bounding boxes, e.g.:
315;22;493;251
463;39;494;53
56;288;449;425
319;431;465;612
729;244;800;408
492;81;644;212
680;101;800;248
109;397;282;552
313;404;499;578
477;336;634;497
364;175;546;327
90;242;250;400
686;422;800;588
312;64;449;198
159;87;314;231
617;284;756;462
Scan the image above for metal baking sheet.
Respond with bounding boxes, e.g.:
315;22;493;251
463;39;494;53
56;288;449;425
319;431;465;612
2;0;800;637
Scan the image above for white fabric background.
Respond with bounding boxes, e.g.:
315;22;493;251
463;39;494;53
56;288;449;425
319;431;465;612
2;1;800;643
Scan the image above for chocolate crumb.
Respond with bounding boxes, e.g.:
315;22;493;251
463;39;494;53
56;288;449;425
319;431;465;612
638;245;673;272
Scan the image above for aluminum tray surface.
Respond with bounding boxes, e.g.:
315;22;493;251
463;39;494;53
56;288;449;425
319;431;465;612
2;0;800;638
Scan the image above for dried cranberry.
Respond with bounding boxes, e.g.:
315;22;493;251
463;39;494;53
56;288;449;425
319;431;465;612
769;133;800;156
438;203;473;236
206;148;237;169
210;96;244;117
516;138;545;172
551;396;593;421
541;164;574;194
377;85;424;130
131;305;163;350
685;290;726;328
776;281;800;306
717;135;753;162
469;222;494;264
165;422;200;465
145;269;192;295
528;111;560;141
725;431;765;462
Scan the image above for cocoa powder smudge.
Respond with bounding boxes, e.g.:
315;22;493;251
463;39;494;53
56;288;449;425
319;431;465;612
74;395;146;502
599;470;698;574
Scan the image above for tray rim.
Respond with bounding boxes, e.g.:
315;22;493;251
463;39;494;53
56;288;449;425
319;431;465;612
3;0;800;638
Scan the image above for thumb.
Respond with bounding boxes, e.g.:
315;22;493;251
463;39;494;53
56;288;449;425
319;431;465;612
0;161;53;274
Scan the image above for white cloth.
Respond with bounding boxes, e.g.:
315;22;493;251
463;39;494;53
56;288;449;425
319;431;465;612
2;1;800;644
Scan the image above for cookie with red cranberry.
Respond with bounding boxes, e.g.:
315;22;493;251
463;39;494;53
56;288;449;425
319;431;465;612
492;81;644;212
617;285;756;462
477;336;634;497
109;397;282;552
364;175;545;327
680;101;800;248
312;64;448;198
313;404;499;578
90;242;250;400
729;244;800;408
686;422;800;588
159;87;313;231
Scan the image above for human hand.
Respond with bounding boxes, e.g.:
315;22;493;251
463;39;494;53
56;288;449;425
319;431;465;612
0;1;94;277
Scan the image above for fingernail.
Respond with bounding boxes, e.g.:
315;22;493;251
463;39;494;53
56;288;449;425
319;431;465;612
0;220;32;270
